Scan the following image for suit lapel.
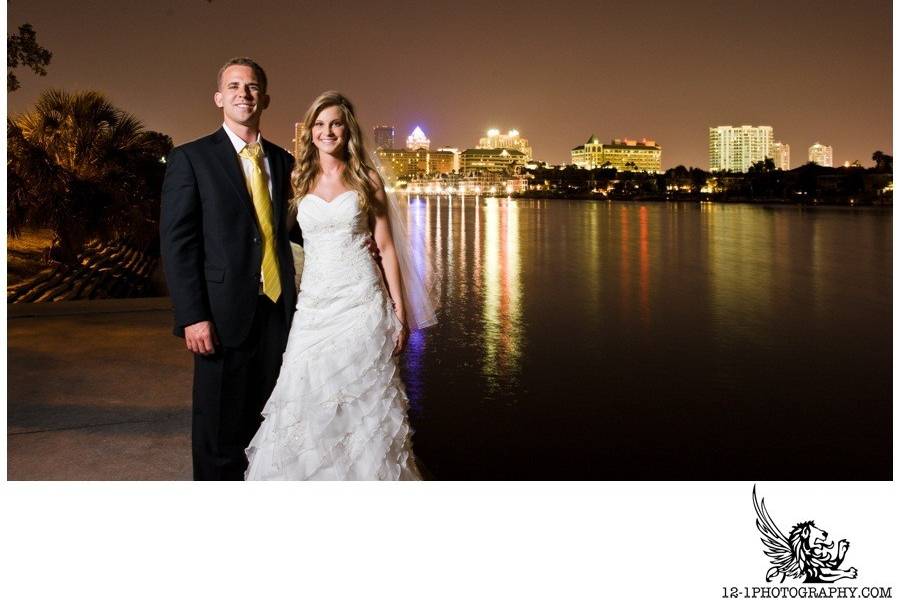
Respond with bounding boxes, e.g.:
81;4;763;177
211;128;256;221
261;137;284;230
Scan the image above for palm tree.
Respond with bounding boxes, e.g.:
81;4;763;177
872;151;892;173
7;89;172;263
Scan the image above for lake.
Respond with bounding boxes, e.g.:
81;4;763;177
397;197;892;480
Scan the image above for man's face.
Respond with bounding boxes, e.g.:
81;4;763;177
214;65;269;128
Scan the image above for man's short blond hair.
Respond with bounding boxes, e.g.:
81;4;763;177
217;57;268;93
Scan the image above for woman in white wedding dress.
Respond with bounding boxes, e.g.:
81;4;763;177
245;91;434;480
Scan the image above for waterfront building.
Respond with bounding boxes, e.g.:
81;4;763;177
601;138;661;172
773;142;790;170
436;147;461;172
570;135;604;169
373;125;395;149
808;142;833;167
570;136;661;172
406;126;430;151
404;171;528;195
459;147;527;175
375;148;454;184
477;128;533;161
291;122;304;158
708;125;773;172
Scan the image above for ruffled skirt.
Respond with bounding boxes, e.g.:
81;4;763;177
245;272;421;481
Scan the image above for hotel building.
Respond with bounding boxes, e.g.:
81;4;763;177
808;142;833;167
477;128;533;161
436;147;461;172
375;148;454;183
773;142;790;170
459;147;527;175
570;136;662;172
708;125;773;172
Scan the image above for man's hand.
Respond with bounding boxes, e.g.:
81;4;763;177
365;236;381;261
184;320;219;355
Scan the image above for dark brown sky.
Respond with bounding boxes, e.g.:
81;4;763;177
7;0;893;168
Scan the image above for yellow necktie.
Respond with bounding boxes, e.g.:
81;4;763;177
239;142;282;303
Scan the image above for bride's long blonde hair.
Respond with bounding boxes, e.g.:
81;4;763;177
290;91;376;214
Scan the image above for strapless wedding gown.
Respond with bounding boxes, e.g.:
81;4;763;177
245;190;422;480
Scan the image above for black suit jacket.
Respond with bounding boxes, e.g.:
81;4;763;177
160;127;299;347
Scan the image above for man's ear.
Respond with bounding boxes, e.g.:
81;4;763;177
260;93;270;110
214;91;224;108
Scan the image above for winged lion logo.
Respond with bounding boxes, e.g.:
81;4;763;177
752;485;858;584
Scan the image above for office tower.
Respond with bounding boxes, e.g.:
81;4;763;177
373;125;395;150
406;126;430;151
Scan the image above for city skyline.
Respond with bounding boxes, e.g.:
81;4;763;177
7;0;891;168
376;123;842;173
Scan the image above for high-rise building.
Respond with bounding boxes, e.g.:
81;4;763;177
373;125;395;150
406;126;430;151
570;136;661;172
291;122;304;158
708;125;774;172
773;142;790;170
808;142;833;167
477;128;533;161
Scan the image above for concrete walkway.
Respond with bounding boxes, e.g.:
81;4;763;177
7;298;194;480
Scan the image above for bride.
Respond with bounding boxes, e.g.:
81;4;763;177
245;91;434;480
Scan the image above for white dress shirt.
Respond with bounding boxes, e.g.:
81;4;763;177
222;122;274;200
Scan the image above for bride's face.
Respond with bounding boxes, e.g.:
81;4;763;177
311;105;347;157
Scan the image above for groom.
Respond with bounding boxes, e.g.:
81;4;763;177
160;57;298;480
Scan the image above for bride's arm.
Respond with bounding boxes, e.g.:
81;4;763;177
368;170;408;353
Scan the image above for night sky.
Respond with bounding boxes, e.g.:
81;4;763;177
7;0;893;168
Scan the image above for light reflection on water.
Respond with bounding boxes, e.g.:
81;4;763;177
393;198;891;480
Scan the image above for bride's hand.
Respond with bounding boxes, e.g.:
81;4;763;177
393;312;409;356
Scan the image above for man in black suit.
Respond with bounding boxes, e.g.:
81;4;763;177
160;57;298;480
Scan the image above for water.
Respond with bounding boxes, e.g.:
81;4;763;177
397;198;892;480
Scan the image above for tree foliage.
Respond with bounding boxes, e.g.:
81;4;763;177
8;90;173;262
872;151;892;173
7;23;52;92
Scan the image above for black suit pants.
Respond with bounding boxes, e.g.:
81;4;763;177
192;295;288;480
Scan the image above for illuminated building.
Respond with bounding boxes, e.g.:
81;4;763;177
709;125;773;172
599;138;661;172
570;135;604;169
291;122;304;158
375;148;454;183
570;136;661;172
373;125;395;149
808;142;833;167
459;147;527;175
406;126;430;151
773;142;790;170
477;128;533;161
404;171;528;195
436;147;460;172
